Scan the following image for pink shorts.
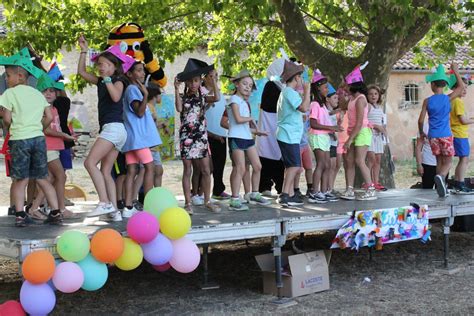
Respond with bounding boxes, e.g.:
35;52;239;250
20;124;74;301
125;148;153;165
300;145;313;170
429;136;454;157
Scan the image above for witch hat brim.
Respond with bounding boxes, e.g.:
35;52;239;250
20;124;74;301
0;47;45;79
177;58;214;81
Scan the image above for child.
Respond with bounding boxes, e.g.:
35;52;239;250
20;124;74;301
326;83;340;192
0;49;61;226
277;60;311;206
77;35;129;220
308;70;341;203
146;82;165;187
175;58;221;214
418;63;463;197
29;74;77;220
415;121;439;188
450;74;472;193
122;61;162;217
340;64;375;201
366;85;387;191
294;109;313;198
226;70;269;211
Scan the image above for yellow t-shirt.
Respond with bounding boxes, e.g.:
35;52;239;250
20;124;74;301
450;98;468;138
0;85;49;140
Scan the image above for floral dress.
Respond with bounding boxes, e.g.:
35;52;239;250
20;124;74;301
179;92;209;159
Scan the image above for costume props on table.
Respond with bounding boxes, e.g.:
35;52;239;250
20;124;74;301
425;64;451;84
0;47;45;78
331;204;430;251
344;61;368;85
311;69;327;84
91;43;135;73
107;22;167;87
177;58;214;81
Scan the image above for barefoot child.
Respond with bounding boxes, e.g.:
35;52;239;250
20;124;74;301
122;62;162;217
226;70;270;211
418;63;463;197
77;35;130;220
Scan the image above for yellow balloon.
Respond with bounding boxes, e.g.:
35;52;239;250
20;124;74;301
159;207;192;240
114;238;143;271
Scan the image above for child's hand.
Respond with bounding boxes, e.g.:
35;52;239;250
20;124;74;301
303;82;310;93
174;76;181;90
136;80;148;97
63;133;76;142
417;164;424;176
343;141;351;151
451;62;459;73
335;125;344;132
78;34;88;51
254;129;269;137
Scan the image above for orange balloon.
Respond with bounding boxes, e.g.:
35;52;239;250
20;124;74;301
21;250;55;284
90;228;124;263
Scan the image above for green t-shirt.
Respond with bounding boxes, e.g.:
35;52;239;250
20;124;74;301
0;84;49;140
276;86;303;144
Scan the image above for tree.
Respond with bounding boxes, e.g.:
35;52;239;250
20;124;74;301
1;0;472;186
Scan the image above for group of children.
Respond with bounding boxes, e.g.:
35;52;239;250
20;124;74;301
0;36;471;226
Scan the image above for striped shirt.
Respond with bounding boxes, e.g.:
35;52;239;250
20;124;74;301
367;104;384;135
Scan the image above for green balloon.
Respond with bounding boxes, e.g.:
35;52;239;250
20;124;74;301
57;230;90;262
144;187;178;221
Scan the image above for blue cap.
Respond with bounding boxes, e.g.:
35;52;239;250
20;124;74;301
327;83;336;96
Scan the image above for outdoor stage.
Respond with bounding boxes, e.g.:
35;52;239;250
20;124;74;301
0;189;473;297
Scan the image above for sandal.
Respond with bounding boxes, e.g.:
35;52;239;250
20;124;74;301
184;204;194;216
28;209;47;220
61;209;80;219
205;202;221;213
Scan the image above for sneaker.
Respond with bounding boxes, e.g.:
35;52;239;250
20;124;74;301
261;190;273;197
87;203;115;217
434;175;447;198
340;187;356;200
64;198;75;207
8;206;16;216
243;192;251;204
308;192;328;204
117;200;125;210
38;204;50;217
356;186;377;201
15;214;35;227
44;212;63;225
122;207;139;218
294;190;304;200
100;211;123;222
279;193;289;206
249;192;271;205
229;198;249;211
325;191;339;202
132;199;144;211
191;195;205;206
212;192;231;200
374;183;388;191
287;194;304;206
205;202;221;213
454;185;474;195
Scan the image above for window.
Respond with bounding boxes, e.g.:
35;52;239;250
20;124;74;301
404;84;419;105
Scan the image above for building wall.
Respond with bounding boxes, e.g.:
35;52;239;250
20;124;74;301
385;72;474;160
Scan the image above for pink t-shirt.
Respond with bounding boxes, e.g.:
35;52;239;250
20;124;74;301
45;106;65;151
309;101;332;135
347;94;369;133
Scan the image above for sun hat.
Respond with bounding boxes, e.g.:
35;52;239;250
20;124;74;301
177;58;214;82
280;60;304;83
229;69;256;90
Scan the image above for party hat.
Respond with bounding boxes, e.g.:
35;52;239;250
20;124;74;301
311;69;327;84
0;48;45;78
345;61;368;85
425;64;450;84
327;83;336;96
91;43;136;73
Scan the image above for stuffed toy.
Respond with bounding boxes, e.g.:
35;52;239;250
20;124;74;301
107;22;167;87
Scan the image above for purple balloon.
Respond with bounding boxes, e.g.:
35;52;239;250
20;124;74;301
52;262;84;293
169;238;201;273
141;233;173;266
126;212;159;244
20;281;56;315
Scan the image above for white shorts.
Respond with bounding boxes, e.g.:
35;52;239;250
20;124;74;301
99;123;127;151
369;133;384;154
46;150;60;163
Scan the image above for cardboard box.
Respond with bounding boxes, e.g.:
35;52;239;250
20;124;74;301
255;250;331;298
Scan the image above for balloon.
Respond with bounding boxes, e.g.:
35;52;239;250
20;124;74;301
19;281;55;316
22;250;55;284
56;230;90;262
159;207;191;240
169;238;201;273
77;254;108;291
152;262;171;272
114;238;143;271
144;187;178;220
52;262;84;293
126;212;159;244
90;229;124;263
0;300;25;316
141;233;173;266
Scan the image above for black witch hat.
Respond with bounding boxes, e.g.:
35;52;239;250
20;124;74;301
177;58;214;81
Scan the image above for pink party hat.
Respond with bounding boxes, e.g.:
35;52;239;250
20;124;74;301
345;61;368;85
91;43;136;73
311;69;326;84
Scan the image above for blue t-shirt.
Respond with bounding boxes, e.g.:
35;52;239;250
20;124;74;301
427;94;451;138
122;85;162;152
97;77;126;129
276;87;303;144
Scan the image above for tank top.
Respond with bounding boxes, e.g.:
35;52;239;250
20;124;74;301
347;94;369;133
427;94;451;138
367;104;384;135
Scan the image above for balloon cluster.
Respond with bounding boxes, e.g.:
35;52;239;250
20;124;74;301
5;187;200;315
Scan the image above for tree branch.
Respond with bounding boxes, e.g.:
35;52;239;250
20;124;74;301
308;30;366;42
300;8;338;34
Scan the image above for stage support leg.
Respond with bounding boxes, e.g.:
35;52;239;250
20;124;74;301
443;218;450;269
200;244;219;290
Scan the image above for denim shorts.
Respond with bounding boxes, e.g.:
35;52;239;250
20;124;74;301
277;140;301;168
10;136;48;179
99;123;127;151
229;138;255;151
152;151;162;166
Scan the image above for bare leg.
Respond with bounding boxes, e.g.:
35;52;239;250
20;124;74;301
354;145;372;185
182;159;193;205
125;164;138;208
84;138;115;204
132;167;145;199
230;150;246;197
100;148;120;209
154;164;163;187
246;147;262;192
143;162;154;195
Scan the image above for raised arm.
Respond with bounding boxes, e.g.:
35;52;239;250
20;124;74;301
131;81;149;117
449;63;463;101
297;82;311;113
77;34;99;85
204;72;221;104
174;77;183;113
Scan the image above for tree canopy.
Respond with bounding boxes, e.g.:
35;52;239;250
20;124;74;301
0;0;472;90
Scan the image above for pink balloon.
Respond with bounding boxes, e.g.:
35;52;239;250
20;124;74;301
152;262;171;272
169;238;201;273
126;212;159;244
52;262;84;293
0;300;25;316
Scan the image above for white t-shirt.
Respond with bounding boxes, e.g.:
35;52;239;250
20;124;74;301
227;94;252;140
204;91;227;137
421;122;436;166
